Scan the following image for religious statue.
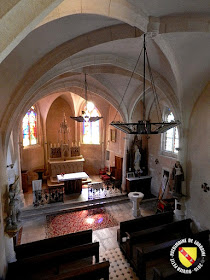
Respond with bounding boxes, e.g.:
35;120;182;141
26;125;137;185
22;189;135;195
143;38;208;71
172;161;184;194
6;176;21;232
134;145;141;174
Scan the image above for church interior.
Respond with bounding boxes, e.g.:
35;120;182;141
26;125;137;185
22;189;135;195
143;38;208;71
0;1;210;279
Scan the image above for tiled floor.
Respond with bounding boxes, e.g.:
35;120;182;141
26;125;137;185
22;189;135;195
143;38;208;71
21;199;157;255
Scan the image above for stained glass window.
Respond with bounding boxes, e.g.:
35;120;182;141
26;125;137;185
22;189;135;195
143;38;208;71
163;108;179;154
83;102;100;144
22;106;37;147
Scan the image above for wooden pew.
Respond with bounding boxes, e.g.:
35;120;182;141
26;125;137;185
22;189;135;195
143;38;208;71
8;242;100;279
47;261;110;280
153;257;210;280
15;229;92;260
136;230;209;280
125;219;192;262
117;211;174;254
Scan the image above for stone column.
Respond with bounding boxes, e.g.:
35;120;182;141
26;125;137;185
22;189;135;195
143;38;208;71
174;126;188;220
10;128;25;207
121;134;133;192
0;134;16;277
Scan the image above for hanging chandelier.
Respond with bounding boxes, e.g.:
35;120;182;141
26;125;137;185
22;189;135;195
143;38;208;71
70;73;103;122
110;34;180;134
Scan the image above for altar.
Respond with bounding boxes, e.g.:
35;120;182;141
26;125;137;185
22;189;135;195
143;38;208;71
57;172;88;194
48;158;85;178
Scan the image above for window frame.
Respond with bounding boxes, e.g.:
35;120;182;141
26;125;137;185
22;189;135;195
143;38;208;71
82;102;101;145
22;106;38;147
161;108;179;158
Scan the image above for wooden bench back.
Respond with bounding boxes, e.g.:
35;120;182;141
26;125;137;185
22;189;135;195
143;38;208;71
120;211;174;235
8;242;100;279
15;229;92;259
47;261;110;280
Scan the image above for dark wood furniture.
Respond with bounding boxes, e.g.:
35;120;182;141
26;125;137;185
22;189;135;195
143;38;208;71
151;230;210;280
126;175;152;198
115;156;123;181
8;242;100;279
117;211;174;252
64;179;82;194
21;170;28;193
14;229;92;259
7;230;110;280
47;261;110;280
153;257;210;280
126;219;192;262
34;168;45;180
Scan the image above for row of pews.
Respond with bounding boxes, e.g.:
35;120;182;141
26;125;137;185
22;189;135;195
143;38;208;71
7;229;109;280
117;211;210;280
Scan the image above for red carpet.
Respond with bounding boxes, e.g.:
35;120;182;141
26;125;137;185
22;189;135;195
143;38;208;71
46;207;118;238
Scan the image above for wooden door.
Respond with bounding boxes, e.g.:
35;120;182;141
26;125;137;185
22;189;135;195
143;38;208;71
115;156;123;180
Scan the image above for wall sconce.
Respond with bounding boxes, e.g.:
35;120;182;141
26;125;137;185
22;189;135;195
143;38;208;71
155;159;159;164
201;183;209;192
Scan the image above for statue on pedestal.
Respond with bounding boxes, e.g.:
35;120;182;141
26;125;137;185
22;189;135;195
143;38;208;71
6;176;21;233
172;161;184;195
134;145;141;175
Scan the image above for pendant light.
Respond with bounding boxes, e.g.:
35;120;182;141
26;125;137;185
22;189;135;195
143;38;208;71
110;34;180;134
70;74;103;122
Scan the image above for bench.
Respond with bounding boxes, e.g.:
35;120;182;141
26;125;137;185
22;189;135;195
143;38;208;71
47;261;110;280
137;230;210;280
15;229;92;260
117;211;174;254
125;219;192;262
8;242;100;279
153;257;210;280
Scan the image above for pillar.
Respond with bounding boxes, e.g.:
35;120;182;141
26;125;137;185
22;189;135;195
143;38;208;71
121;134;133;192
0;133;16;279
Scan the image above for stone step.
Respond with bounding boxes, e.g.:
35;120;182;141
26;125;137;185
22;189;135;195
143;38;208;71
21;195;129;220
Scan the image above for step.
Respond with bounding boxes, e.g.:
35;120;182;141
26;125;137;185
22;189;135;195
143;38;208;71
21;195;129;220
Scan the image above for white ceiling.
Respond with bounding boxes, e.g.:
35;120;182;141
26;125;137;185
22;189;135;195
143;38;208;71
129;0;210;16
0;0;210;136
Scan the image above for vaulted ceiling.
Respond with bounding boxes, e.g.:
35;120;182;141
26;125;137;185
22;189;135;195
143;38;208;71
0;0;210;143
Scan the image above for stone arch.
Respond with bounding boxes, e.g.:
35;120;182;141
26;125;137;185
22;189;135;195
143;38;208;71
4;76;127;149
0;24;142;135
38;0;148;31
3;51;179;148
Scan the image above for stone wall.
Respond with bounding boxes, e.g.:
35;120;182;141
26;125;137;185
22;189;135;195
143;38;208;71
46;97;75;146
80;144;103;175
105;106;125;170
186;84;210;230
148;133;176;196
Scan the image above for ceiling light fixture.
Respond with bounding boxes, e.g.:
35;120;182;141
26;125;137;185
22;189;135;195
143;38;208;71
110;34;180;134
70;73;103;122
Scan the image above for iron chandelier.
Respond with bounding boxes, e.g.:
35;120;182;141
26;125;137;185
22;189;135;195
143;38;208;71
70;73;103;123
110;34;180;134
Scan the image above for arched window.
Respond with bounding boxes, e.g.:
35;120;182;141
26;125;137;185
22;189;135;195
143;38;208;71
162;108;179;154
22;106;37;147
83;102;100;144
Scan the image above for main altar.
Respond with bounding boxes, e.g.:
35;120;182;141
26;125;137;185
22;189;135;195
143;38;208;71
48;113;85;181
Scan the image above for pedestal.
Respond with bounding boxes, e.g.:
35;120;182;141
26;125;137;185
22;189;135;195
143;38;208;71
128;192;144;218
174;196;186;220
